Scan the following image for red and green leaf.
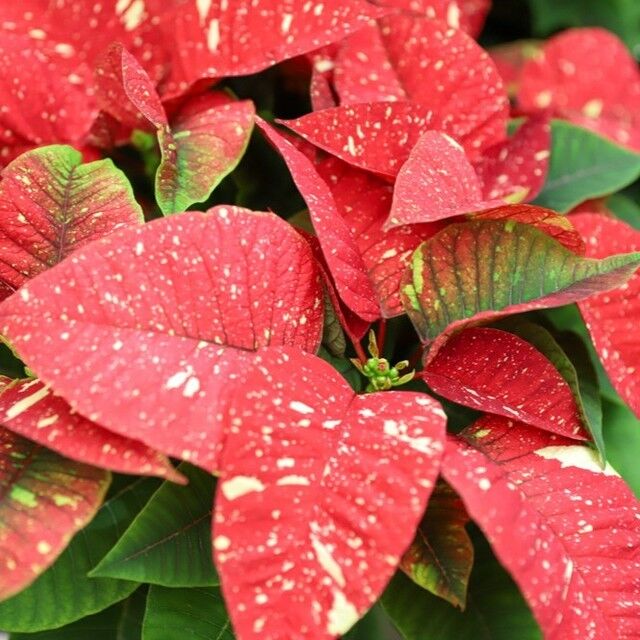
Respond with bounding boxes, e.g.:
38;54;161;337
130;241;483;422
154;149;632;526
401;218;640;350
0;206;323;471
443;416;640;639
0;378;183;482
400;480;473;609
214;347;447;640
422;327;589;440
0;427;110;601
0;144;143;295
572;213;640;419
386;131;501;229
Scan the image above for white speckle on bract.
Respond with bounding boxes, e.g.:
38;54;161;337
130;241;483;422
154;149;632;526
196;0;211;23
478;478;491;491
326;590;359;635
534;446;620;477
311;533;346;587
36;414;59;429
276;475;310;486
207;18;220;52
120;0;145;31
281;12;293;33
289;400;314;414
213;535;231;551
221;476;266;500
37;541;52;555
6;385;50;420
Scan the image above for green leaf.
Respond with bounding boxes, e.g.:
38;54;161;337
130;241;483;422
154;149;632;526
602;397;640;498
156;95;255;214
383;532;541;640
10;587;147;640
528;0;640;55
400;481;473;609
532;120;640;212
91;463;217;587
343;603;400;640
0;477;160;632
142;586;234;640
402;218;640;344
607;193;640;230
321;289;347;357
498;321;605;459
317;346;363;392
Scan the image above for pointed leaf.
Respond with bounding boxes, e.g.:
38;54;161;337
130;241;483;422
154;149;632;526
0;34;96;164
401;218;640;350
423;327;589;440
386;131;501;229
443;417;640;640
0;206;323;471
142;586;233;640
0;428;109;601
572;213;640;419
0;378;183;481
257;118;379;322
156;92;255;214
0;477;159;632
474;116;551;202
532;121;640;212
0;145;142;294
400;480;473;609
384;533;541;640
92;463;217;587
214;348;446;640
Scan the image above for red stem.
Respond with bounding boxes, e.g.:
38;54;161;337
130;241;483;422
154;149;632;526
376;319;387;356
352;338;367;364
408;343;425;370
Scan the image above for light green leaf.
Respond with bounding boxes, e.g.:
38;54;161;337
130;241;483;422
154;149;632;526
91;463;217;587
533;121;640;212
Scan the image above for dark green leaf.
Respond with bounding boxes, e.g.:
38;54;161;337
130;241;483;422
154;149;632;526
603;397;640;498
142;586;234;640
533;120;640;212
91;463;217;587
10;587;147;640
0;477;159;632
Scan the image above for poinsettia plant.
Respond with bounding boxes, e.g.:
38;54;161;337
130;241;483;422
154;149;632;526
1;1;640;639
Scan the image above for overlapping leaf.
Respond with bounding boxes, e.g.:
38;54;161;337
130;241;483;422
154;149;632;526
572;214;640;419
257;118;379;322
443;416;640;639
400;480;473;609
97;45;255;214
0;145;143;295
518;28;640;150
0;33;96;164
0;428;110;601
386;131;501;229
214;348;446;640
0;378;182;481
317;156;443;318
401;218;640;350
92;463;217;586
0;206;323;471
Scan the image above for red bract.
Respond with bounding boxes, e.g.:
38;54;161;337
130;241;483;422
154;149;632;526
0;378;183;482
0;207;323;471
0;145;143;298
374;0;491;36
257;118;380;322
572;213;640;420
0;427;110;600
97;44;255;214
159;0;385;94
518;28;640;151
443;416;640;639
317;157;443;317
214;347;446;640
0;33;96;164
473;116;551;202
386;131;502;228
423;327;589;440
